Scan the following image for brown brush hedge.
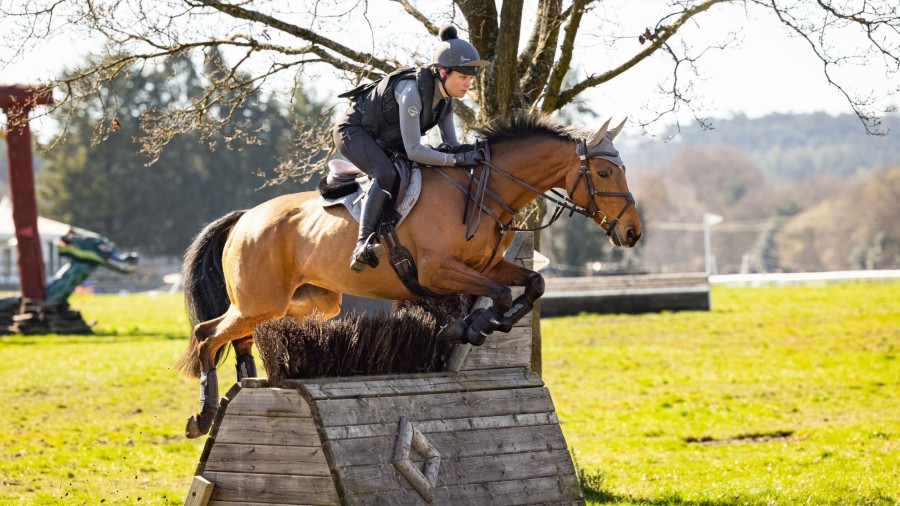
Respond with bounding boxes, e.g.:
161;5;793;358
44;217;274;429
254;295;474;386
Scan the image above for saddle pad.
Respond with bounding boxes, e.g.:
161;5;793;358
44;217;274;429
320;167;422;227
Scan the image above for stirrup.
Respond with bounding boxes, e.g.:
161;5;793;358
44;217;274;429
350;234;382;272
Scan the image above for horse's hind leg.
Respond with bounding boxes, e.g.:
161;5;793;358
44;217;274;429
233;337;257;381
186;307;278;438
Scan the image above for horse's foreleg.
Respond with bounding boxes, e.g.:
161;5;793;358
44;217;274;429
233;337;257;381
484;259;545;332
425;258;513;346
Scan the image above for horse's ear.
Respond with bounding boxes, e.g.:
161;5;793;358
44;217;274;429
586;118;612;148
609;118;627;141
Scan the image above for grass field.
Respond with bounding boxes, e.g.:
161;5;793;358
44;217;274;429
0;281;897;505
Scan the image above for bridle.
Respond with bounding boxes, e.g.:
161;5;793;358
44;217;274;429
570;140;636;243
433;137;637;270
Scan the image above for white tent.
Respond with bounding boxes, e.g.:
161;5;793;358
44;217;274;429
0;196;80;284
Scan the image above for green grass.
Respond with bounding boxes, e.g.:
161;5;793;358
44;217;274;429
543;281;899;505
0;282;897;505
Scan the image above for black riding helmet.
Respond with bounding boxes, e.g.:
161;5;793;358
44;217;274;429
432;24;489;76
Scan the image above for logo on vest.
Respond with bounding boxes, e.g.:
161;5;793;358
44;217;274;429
408;106;420;117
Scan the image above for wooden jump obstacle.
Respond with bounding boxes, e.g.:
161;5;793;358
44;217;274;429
541;272;710;316
185;232;584;505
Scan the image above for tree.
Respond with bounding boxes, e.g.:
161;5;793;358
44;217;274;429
36;53;316;255
2;0;899;180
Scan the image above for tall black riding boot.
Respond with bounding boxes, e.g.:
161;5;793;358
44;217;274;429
350;180;392;272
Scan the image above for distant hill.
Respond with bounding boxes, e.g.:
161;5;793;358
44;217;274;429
775;166;900;271
626;111;900;180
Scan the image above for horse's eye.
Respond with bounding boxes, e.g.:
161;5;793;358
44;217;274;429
596;170;610;178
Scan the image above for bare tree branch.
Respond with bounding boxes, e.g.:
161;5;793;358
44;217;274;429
541;0;591;112
390;0;439;36
549;0;731;111
189;0;397;74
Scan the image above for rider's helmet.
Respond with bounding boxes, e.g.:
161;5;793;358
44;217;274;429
432;24;489;76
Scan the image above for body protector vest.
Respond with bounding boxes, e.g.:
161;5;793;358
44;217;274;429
339;67;453;154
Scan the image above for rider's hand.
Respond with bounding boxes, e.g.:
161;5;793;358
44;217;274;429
436;142;475;154
453;150;484;167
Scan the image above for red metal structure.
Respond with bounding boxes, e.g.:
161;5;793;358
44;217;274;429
0;85;53;301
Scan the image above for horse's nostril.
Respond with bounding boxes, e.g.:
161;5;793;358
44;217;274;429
626;228;640;243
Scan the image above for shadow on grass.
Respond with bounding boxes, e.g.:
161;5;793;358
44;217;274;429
576;454;766;506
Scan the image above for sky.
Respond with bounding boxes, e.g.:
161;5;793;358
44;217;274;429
1;1;897;137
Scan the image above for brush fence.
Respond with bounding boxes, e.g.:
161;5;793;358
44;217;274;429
184;233;584;505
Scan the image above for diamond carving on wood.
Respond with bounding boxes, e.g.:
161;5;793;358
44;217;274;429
392;416;441;502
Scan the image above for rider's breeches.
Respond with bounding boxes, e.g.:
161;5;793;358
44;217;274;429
333;119;398;193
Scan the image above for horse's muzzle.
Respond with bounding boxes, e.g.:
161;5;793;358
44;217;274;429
625;227;641;247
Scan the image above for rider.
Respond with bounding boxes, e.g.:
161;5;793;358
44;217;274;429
333;24;489;272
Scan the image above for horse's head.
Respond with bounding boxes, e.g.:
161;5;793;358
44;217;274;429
57;229;139;274
564;118;642;248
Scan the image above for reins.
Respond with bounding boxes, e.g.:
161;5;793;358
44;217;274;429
432;138;636;272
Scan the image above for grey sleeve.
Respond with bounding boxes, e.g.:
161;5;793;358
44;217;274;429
395;81;455;166
437;109;459;147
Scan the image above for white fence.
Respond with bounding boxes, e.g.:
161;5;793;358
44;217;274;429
710;270;900;287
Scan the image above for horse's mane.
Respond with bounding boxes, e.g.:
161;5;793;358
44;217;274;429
475;109;586;145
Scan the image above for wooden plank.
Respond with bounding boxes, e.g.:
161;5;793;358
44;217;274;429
541;288;710;316
204;443;331;476
285;366;518;390
215;414;321;446
203;471;339;505
461;329;532;371
240;378;269;388
543;273;709;292
325;411;560;440
329;423;570;467
351;475;582;505
315;386;555;428
184;475;214;506
337;448;577;495
302;368;540;399
208;502;313;506
224;388;312;417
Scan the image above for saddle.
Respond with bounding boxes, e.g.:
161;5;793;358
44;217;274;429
318;158;438;298
318;158;422;228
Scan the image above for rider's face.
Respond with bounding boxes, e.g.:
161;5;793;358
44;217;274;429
442;70;474;98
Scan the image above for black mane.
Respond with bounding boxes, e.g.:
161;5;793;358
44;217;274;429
475;109;586;145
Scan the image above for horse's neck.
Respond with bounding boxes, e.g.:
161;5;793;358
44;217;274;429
488;138;574;215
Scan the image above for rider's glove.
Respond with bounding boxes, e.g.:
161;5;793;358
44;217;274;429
436;142;475;154
453;149;484;167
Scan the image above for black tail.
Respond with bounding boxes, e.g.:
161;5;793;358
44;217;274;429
175;210;246;377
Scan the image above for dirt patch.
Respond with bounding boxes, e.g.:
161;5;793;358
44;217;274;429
684;430;796;445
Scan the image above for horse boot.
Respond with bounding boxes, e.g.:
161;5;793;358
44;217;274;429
236;353;257;380
463;306;503;346
350;180;392;273
185;368;219;438
494;295;533;333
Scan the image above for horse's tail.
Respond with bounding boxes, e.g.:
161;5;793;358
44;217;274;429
175;210;246;378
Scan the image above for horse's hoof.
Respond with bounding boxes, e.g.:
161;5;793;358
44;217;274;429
185;415;204;439
437;319;467;343
465;327;488;346
184;405;218;439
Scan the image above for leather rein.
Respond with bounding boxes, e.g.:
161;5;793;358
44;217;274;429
433;139;636;272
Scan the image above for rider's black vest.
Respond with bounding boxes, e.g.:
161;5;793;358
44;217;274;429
339;67;453;153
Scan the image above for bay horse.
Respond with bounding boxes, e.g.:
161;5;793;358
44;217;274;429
175;110;642;438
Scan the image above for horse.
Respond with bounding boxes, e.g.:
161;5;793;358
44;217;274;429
175;110;642;438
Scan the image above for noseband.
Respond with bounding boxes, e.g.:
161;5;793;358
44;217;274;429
571;140;636;239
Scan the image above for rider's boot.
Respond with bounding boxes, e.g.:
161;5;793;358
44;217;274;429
350;180;392;272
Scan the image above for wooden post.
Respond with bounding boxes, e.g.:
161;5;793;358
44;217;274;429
0;85;53;301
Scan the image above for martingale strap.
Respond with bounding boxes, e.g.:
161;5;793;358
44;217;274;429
379;217;445;299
